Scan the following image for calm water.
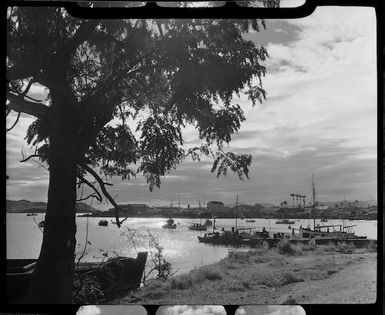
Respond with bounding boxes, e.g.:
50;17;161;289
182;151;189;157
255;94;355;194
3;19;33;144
6;214;377;276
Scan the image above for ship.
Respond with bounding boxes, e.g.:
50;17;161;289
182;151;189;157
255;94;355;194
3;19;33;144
162;218;176;229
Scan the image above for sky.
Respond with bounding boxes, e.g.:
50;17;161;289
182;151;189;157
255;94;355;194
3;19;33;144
6;6;377;210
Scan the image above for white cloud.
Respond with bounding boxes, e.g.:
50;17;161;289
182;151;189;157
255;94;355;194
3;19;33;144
6;7;377;205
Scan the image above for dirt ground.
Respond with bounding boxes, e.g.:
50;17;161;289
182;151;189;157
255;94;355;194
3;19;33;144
115;246;377;305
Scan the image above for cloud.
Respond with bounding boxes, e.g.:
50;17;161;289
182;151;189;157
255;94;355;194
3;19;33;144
6;7;377;207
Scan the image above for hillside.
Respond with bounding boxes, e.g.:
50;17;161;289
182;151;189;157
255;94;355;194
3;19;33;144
6;199;99;213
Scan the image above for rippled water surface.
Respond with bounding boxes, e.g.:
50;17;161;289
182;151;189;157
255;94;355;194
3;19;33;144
7;214;377;275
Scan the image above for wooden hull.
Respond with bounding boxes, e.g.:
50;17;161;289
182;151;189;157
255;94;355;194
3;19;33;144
6;252;148;303
188;225;207;231
162;224;176;229
276;220;295;224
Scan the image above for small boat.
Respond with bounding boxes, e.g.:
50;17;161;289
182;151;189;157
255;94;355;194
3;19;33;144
204;219;213;226
38;221;45;228
246;219;255;223
276;219;295;224
98;220;108;226
6;252;148;303
26;213;37;216
162;218;176;229
188;223;207;231
321;218;328;222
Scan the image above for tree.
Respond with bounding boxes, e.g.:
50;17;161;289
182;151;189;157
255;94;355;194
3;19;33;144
7;7;271;303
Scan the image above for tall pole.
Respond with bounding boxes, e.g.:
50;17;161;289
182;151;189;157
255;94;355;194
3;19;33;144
312;174;316;230
235;195;238;231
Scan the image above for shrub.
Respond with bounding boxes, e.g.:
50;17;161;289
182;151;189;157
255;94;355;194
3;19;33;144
367;240;377;252
198;267;223;281
169;274;194;290
72;275;104;304
281;271;303;285
227;250;251;263
336;242;354;254
277;240;299;256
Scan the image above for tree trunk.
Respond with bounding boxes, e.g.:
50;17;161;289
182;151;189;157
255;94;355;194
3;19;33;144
24;87;80;303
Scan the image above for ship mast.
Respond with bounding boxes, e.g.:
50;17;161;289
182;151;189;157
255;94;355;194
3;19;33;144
235;195;238;231
312;174;316;230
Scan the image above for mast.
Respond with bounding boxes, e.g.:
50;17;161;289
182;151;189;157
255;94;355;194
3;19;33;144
312;174;316;230
235;195;238;231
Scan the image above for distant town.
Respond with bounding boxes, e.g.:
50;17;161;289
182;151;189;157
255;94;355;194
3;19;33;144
7;198;378;220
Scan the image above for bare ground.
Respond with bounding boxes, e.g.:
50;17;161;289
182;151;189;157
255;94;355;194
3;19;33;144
114;245;377;305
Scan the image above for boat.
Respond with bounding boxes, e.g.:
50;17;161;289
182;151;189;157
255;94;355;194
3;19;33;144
204;219;213;226
6;252;148;303
321;218;328;222
276;219;295;224
188;222;207;231
246;219;255;223
198;196;271;247
38;221;45;228
26;213;37;216
287;175;371;247
162;218;176;229
98;220;108;226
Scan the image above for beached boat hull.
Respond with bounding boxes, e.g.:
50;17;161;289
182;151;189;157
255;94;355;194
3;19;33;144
6;252;148;303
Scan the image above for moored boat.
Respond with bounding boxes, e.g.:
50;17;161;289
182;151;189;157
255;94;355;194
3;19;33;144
276;219;295;224
6;252;148;303
188;223;207;231
98;220;108;226
286;175;370;246
204;219;213;226
162;218;176;229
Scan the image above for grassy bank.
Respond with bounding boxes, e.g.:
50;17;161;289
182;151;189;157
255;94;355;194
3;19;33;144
113;241;376;304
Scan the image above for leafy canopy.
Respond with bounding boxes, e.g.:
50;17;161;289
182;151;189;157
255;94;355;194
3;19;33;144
7;7;269;191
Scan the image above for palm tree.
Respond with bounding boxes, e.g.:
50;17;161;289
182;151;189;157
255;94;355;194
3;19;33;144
290;194;295;208
295;194;300;207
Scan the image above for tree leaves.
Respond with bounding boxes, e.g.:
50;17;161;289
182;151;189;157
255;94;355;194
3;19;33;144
8;11;271;191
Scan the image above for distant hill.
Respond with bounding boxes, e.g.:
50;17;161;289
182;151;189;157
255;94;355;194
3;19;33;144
259;203;276;209
6;199;99;213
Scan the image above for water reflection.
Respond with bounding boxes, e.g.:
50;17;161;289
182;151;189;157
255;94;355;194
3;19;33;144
7;215;377;277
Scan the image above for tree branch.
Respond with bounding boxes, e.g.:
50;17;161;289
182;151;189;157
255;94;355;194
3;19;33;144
76;194;99;202
7;92;49;119
7;111;20;132
81;164;127;227
77;174;103;202
20;154;41;163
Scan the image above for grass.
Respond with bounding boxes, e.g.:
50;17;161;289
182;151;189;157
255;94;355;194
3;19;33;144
136;241;373;302
276;240;303;256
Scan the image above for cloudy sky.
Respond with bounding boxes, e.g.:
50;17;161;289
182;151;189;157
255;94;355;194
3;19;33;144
6;6;377;210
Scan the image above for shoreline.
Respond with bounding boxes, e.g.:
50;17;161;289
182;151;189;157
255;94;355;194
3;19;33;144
113;243;377;305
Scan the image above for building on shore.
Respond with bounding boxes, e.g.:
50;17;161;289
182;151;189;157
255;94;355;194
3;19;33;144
207;201;224;215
